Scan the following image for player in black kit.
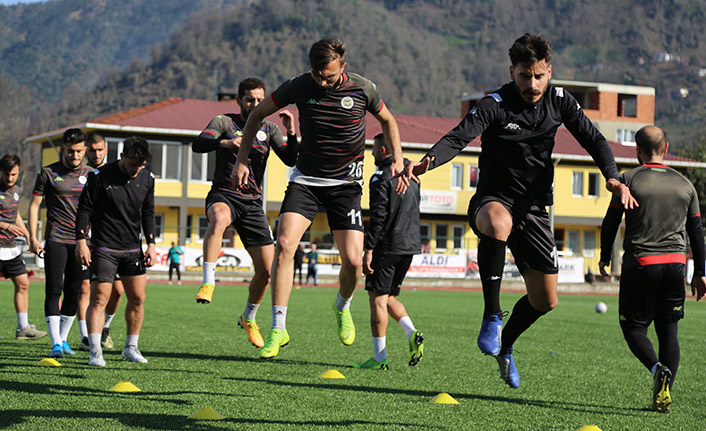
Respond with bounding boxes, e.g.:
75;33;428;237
405;33;636;388
233;39;407;359
599;125;706;413
76;137;157;367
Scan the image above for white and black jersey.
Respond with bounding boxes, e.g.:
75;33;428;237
76;161;155;250
425;82;620;206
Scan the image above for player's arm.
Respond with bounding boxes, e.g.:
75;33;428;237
685;191;706;300
193;116;241;152
598;197;625;276
141;176;157;267
271;110;299;167
27;194;44;256
14;212;30;241
373;106;407;193
364;170;391;274
234;96;280;188
76;172;98;266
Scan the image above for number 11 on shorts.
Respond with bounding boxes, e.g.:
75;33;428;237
347;209;362;227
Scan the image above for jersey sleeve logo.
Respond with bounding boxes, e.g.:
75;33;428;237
554;87;565;97
341;96;354;109
256;130;267;141
13;192;19;201
79;175;87;184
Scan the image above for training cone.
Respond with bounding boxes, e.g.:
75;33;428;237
108;381;141;392
576;426;602;431
36;358;61;367
320;369;345;379
188;407;225;420
430;393;459;404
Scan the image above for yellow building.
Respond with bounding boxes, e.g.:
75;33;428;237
25;93;705;274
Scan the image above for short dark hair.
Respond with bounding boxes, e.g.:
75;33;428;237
63;128;86;146
122;136;152;164
86;132;105;145
0;153;21;174
373;132;391;152
509;33;552;66
309;39;346;72
238;77;266;99
636;126;667;156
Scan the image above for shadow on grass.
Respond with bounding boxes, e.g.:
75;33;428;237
0;409;434;430
227;376;643;416
139;350;343;368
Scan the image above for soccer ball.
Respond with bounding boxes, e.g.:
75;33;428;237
595;302;607;314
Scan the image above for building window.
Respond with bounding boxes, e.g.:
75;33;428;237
154;213;164;242
588;173;600;197
554;228;565;251
189;146;216;181
451;163;463;189
617;94;637;117
572;172;584;196
185;214;193;243
616;128;636;144
583;230;595;258
435;224;448;252
197;215;209;243
568;230;580;256
452;225;465;250
105;138;123;164
420;223;431;252
468;165;479;189
149;141;182;180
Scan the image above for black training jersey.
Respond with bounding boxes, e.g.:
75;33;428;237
271;72;384;181
76;161;155;250
425;82;619;206
193;114;297;200
365;157;421;255
0;184;21;245
32;161;91;244
600;163;704;272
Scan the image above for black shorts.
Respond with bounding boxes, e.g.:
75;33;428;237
206;189;274;248
365;253;414;296
619;262;685;327
468;194;558;274
0;254;26;279
91;247;146;283
280;182;363;232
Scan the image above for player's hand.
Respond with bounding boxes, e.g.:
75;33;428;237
691;275;706;301
220;136;242;151
598;260;610;277
76;240;91;266
145;244;157;268
279;110;296;135
29;238;45;258
232;161;250;189
390;158;409;194
363;249;374;275
400;157;431;185
5;223;25;238
606;178;638;210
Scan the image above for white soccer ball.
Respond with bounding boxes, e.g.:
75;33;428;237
595;302;607;314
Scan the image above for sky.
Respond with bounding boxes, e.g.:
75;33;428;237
1;0;48;5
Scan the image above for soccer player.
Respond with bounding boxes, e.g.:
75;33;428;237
404;33;635;388
193;77;298;348
305;243;318;286
76;132;124;351
0;154;47;341
354;134;424;370
293;243;305;286
233;39;406;359
28;128;90;357
167;242;183;285
599;125;706;413
76;136;157;366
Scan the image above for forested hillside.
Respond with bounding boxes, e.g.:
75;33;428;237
2;0;706;181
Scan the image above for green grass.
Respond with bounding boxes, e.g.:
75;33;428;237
1;280;705;430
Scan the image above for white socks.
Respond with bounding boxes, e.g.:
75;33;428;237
336;291;352;311
272;305;287;331
17;312;29;330
88;333;102;356
203;262;216;285
373;336;387;362
125;334;139;349
78;320;88;338
60;315;75;342
104;313;115;329
399;316;416;339
46;315;61;345
243;301;259;322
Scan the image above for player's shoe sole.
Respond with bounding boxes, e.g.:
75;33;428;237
408;329;424;366
652;364;672;413
353;357;389;370
196;283;215;304
259;329;290;359
496;348;520;389
238;315;264;348
332;302;355;345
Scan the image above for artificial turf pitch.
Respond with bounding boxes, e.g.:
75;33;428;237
1;280;705;430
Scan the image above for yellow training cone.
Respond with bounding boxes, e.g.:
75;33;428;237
36;358;61;367
108;381;141;392
320;369;345;379
577;426;602;431
430;393;459;404
188;407;225;420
